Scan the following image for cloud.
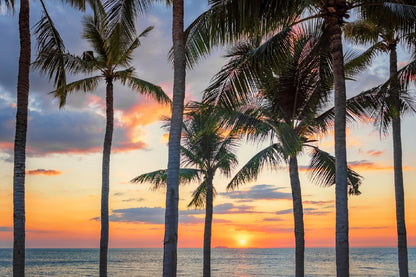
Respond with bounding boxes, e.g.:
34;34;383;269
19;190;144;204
262;218;283;222
109;207;165;224
303;200;334;206
348;160;415;171
350;226;388;230
275;208;293;215
220;184;292;201
276;207;331;216
0;226;12;232
0;94;162;158
26;169;62;176
122;198;145;202
365;150;385;157
214;203;262;214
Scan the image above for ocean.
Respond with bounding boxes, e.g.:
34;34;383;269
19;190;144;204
0;248;415;276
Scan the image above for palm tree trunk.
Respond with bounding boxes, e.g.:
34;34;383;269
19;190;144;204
13;0;30;275
164;0;185;276
289;156;304;277
203;173;214;277
100;80;114;277
326;2;349;276
390;45;408;277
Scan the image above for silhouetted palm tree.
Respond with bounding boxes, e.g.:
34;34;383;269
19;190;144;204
1;0;86;275
183;2;414;274
204;31;363;276
132;102;240;277
33;2;170;275
344;18;416;276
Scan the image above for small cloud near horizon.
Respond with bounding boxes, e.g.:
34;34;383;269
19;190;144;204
221;184;292;201
26;169;62;176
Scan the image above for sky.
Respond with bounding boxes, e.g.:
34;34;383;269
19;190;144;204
0;1;415;249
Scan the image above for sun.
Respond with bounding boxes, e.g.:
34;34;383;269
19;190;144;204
239;239;246;245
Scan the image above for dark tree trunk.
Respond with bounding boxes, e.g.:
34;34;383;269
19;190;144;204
99;80;114;277
13;0;30;275
203;173;214;277
326;1;349;276
289;157;304;277
390;45;408;277
164;0;185;276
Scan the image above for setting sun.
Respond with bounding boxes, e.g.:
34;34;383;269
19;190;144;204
239;239;246;245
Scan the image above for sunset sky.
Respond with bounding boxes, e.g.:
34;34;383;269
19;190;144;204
0;1;415;249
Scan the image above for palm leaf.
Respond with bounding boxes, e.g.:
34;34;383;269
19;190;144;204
187;180;218;209
33;0;68;103
130;168;202;191
308;146;362;195
116;70;171;104
227;143;285;191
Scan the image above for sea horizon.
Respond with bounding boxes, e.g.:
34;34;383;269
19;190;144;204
1;247;415;276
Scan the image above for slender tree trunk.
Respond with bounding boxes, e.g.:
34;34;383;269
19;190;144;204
390;45;408;277
164;0;185;276
13;0;30;275
100;80;114;277
288;156;304;277
326;2;349;275
203;173;214;277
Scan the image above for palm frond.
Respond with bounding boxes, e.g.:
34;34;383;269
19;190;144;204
343;42;386;79
82;14;107;61
117;70;171;104
308;146;362;195
227;143;285;191
0;0;14;12
34;0;68;102
50;76;101;106
130;168;202;191
187;180;218;209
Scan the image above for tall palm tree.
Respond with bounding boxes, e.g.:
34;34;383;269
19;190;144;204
204;32;364;277
344;19;416;276
165;1;185;275
132;102;240;277
33;2;170;276
0;0;86;275
105;1;185;274
183;2;415;274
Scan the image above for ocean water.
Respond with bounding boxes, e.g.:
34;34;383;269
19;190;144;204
0;248;415;276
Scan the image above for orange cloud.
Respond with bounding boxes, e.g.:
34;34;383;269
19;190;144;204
118;98;171;146
26;169;62;176
0;142;13;151
348;160;415;171
161;133;169;144
366;149;385;157
85;94;106;118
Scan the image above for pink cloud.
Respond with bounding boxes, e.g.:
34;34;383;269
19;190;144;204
26;169;62;176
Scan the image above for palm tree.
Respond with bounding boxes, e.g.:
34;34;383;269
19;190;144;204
132;102;240;277
183;2;414;274
204;32;364;276
104;1;186;274
0;0;86;275
165;1;186;275
33;2;170;276
344;19;416;276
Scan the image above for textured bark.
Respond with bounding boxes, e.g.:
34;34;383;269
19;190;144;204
289;157;304;277
326;1;349;275
203;172;214;277
164;0;185;276
99;80;114;277
13;0;30;275
390;45;408;277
